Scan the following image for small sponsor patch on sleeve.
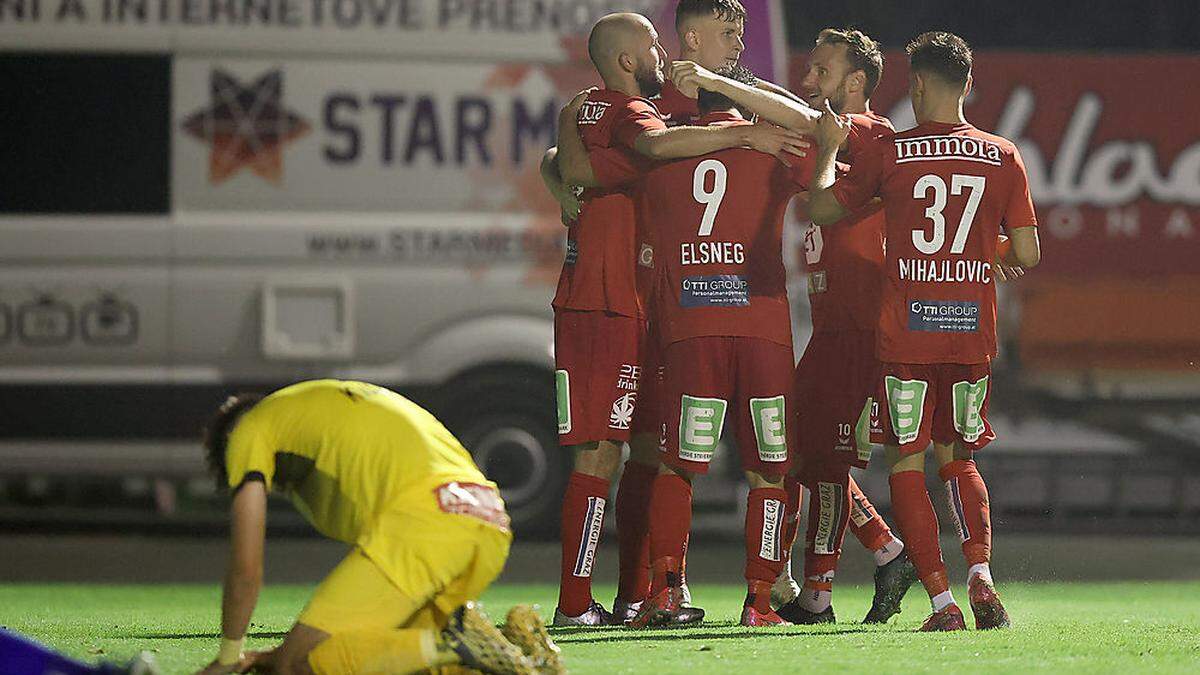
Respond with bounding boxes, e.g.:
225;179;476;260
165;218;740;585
638;243;654;268
907;299;980;332
680;274;749;308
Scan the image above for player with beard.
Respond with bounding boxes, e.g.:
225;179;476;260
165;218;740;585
773;28;919;626
807;31;1041;631
602;0;812;625
669;32;917;626
627;66;818;628
543;12;809;628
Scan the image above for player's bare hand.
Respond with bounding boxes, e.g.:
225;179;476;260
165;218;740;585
744;122;812;166
815;100;851;150
993;234;1024;281
670;60;718;98
194;659;237;675
994;258;1025;282
559;87;597;124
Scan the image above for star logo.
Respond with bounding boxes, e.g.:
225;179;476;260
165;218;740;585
181;69;310;185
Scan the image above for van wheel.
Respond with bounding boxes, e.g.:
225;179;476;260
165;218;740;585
442;375;567;538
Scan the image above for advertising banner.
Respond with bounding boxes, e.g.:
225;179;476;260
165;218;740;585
172;0;785;213
2;0;784;79
790;51;1200;278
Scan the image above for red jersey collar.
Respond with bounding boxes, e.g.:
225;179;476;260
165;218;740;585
594;87;655;107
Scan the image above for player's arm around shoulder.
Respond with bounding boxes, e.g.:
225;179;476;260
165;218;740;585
196;480;268;675
631;114;810;164
555;89;601;188
669;60;819;133
807;102;855;225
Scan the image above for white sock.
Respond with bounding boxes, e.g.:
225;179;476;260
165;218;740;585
931;590;956;612
772;566;800;605
968;563;993;586
874;537;904;567
799;573;834;613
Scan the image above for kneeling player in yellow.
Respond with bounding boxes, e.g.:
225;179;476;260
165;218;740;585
193;379;560;675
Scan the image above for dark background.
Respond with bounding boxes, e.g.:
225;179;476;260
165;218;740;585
785;0;1200;51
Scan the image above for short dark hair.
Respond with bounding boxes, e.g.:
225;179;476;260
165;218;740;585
906;31;972;86
675;0;746;31
815;28;884;97
697;64;758;114
202;392;265;491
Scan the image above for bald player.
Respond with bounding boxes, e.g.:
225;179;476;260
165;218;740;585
774;28;917;626
544;12;807;627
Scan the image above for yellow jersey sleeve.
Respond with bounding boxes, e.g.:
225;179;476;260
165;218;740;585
225;408;278;491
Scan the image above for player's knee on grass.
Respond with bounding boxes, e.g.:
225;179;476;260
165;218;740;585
572;440;623;478
887;445;926;474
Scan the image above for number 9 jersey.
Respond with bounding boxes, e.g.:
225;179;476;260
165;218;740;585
640;112;818;349
830;121;1038;364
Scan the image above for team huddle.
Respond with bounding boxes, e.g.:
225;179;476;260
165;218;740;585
543;0;1041;633
187;2;1039;673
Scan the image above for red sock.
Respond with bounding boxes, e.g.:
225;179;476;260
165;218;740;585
781;474;805;567
802;472;848;580
647;473;692;593
615;460;656;603
846;475;895;552
558;472;610;616
745;487;788;611
889;470;949;598
939;459;992;566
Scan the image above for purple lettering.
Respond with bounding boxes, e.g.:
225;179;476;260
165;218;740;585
324;94;361;164
456;97;492;165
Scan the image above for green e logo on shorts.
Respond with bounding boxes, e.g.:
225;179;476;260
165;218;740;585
855;398;874;463
885;376;929;445
679;395;727;463
750;396;787;462
555;370;571;435
952;376;989;443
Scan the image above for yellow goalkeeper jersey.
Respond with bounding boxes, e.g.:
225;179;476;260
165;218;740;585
224;379;508;548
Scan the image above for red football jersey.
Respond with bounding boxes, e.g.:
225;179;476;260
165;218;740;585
642;112;817;348
552;88;665;318
831;122;1038;364
652;80;700;126
802;111;895;333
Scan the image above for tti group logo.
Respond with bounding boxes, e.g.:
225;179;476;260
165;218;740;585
181;69;310;185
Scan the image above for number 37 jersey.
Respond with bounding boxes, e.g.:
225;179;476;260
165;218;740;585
639;113;816;348
830;122;1038;364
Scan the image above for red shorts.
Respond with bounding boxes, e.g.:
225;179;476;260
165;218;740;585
630;321;664;436
871;361;995;456
795;330;877;476
554;310;644;446
661;336;794;476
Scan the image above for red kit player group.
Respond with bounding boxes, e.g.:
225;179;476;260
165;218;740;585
540;0;1041;632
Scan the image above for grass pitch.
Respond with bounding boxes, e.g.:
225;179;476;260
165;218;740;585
2;581;1198;674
